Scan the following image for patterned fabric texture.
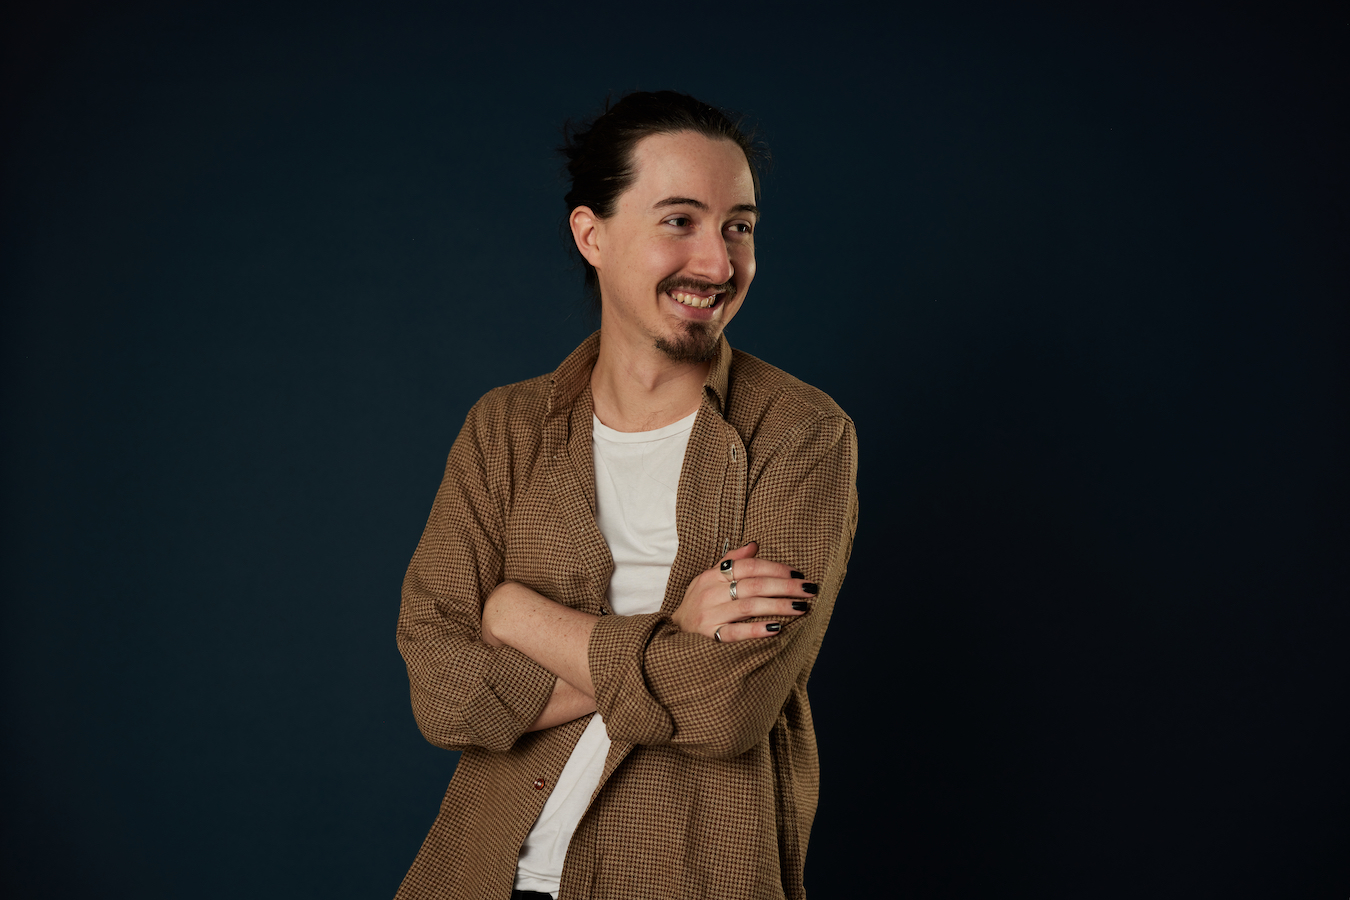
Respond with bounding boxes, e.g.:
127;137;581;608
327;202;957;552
396;331;859;900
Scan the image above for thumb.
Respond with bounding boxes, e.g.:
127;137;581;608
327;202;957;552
724;541;759;562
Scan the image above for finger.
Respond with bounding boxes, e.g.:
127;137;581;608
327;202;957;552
714;621;783;643
719;541;759;564
723;597;809;620
717;542;760;581
731;576;819;600
717;557;737;581
720;558;800;581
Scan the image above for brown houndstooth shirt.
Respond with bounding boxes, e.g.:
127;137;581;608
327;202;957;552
396;331;859;900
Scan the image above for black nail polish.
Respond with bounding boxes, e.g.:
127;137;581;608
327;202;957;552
790;570;805;579
792;601;809;611
802;583;819;595
766;623;781;632
720;560;733;571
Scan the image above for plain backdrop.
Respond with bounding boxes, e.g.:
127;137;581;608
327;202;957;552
2;1;1346;897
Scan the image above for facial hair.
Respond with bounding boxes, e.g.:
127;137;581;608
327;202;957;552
653;275;736;363
654;321;720;363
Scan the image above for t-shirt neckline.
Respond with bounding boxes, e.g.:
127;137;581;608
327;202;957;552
592;409;698;444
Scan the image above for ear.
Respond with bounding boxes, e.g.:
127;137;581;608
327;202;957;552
569;206;603;269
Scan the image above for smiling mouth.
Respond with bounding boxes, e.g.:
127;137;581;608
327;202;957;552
667;289;726;310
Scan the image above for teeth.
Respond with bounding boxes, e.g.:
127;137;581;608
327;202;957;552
671;290;718;309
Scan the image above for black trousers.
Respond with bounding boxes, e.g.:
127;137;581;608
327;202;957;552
511;892;553;900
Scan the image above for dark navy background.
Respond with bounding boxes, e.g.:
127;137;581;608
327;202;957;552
2;2;1346;897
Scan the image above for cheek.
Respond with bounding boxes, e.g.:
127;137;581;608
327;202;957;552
621;241;685;285
651;242;690;278
734;246;756;287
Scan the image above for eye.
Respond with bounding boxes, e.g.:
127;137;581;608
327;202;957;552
664;216;692;228
727;222;754;236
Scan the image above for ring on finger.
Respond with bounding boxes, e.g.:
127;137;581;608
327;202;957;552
728;580;738;600
719;559;735;581
714;626;725;643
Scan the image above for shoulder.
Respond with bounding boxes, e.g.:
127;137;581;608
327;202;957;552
454;373;554;459
469;373;552;422
725;348;853;444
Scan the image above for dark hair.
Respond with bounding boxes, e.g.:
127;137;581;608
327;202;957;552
559;90;768;308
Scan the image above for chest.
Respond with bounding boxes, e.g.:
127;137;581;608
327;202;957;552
500;402;750;618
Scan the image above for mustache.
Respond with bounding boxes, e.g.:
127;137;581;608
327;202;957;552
657;275;736;300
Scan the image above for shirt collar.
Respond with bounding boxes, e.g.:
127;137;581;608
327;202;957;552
546;330;733;418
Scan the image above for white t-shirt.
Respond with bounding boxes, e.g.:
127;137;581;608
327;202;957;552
512;409;696;898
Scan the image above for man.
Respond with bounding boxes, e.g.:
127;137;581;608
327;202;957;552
396;91;858;900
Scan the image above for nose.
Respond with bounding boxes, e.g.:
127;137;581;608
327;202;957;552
689;224;734;286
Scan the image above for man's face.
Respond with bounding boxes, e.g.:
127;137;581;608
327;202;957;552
591;131;758;363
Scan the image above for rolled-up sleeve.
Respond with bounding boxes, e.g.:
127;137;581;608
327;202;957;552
589;414;859;758
397;400;557;752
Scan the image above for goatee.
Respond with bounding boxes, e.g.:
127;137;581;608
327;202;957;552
654;320;721;363
652;274;733;363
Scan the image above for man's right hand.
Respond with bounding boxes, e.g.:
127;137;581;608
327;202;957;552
669;541;819;644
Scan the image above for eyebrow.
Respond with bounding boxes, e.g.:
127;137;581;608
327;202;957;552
653;196;761;220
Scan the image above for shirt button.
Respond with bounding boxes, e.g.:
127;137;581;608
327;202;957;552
533;778;546;790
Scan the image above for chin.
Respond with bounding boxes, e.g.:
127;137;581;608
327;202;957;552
654;320;721;363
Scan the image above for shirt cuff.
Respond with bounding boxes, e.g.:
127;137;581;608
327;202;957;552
466;645;557;749
588;612;675;745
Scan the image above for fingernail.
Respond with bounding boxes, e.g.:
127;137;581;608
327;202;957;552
766;623;781;632
790;570;805;579
720;560;733;571
802;583;819;595
792;601;809;611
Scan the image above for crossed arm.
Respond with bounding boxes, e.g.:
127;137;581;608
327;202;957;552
398;403;856;757
481;543;816;732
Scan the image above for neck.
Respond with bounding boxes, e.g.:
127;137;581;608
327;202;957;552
590;323;711;434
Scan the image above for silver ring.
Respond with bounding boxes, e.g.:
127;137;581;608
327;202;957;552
728;580;738;600
720;559;735;581
714;626;724;643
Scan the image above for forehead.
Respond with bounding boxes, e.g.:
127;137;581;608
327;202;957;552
623;131;756;208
